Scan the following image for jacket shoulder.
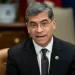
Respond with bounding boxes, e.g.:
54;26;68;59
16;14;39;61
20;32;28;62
55;37;75;50
8;38;32;54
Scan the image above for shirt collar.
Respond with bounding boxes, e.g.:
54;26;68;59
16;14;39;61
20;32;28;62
33;36;53;55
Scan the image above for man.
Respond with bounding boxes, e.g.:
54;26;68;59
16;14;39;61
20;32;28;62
6;2;75;75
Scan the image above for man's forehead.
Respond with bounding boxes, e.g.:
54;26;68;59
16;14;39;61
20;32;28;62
28;11;50;22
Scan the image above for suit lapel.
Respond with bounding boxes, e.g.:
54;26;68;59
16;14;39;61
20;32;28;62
49;37;63;75
24;38;40;75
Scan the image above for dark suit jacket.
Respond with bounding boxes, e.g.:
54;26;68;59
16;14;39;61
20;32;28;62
6;36;75;75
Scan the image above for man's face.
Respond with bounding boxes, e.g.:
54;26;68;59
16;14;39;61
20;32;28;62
27;11;56;47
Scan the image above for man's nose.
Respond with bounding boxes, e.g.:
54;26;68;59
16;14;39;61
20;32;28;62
36;25;43;32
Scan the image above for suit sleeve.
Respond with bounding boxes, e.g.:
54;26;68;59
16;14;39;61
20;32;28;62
6;49;19;75
70;49;75;75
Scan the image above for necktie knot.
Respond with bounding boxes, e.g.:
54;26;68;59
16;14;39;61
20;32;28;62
41;48;48;57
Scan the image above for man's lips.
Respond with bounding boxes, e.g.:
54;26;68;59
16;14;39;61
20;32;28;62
36;35;46;38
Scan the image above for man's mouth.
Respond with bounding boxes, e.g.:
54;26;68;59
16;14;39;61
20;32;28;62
36;35;46;38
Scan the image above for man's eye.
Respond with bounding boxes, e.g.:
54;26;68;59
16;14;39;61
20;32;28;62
30;23;37;27
42;21;48;25
42;22;47;24
31;24;36;26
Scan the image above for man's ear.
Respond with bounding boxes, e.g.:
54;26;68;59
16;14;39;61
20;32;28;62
26;24;30;34
53;19;56;29
27;28;30;33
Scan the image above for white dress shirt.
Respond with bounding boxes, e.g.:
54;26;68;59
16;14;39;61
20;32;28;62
32;37;53;75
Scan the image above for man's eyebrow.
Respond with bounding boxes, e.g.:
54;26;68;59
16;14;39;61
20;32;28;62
29;21;36;24
40;19;48;22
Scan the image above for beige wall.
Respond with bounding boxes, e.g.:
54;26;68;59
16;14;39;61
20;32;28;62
53;8;75;44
